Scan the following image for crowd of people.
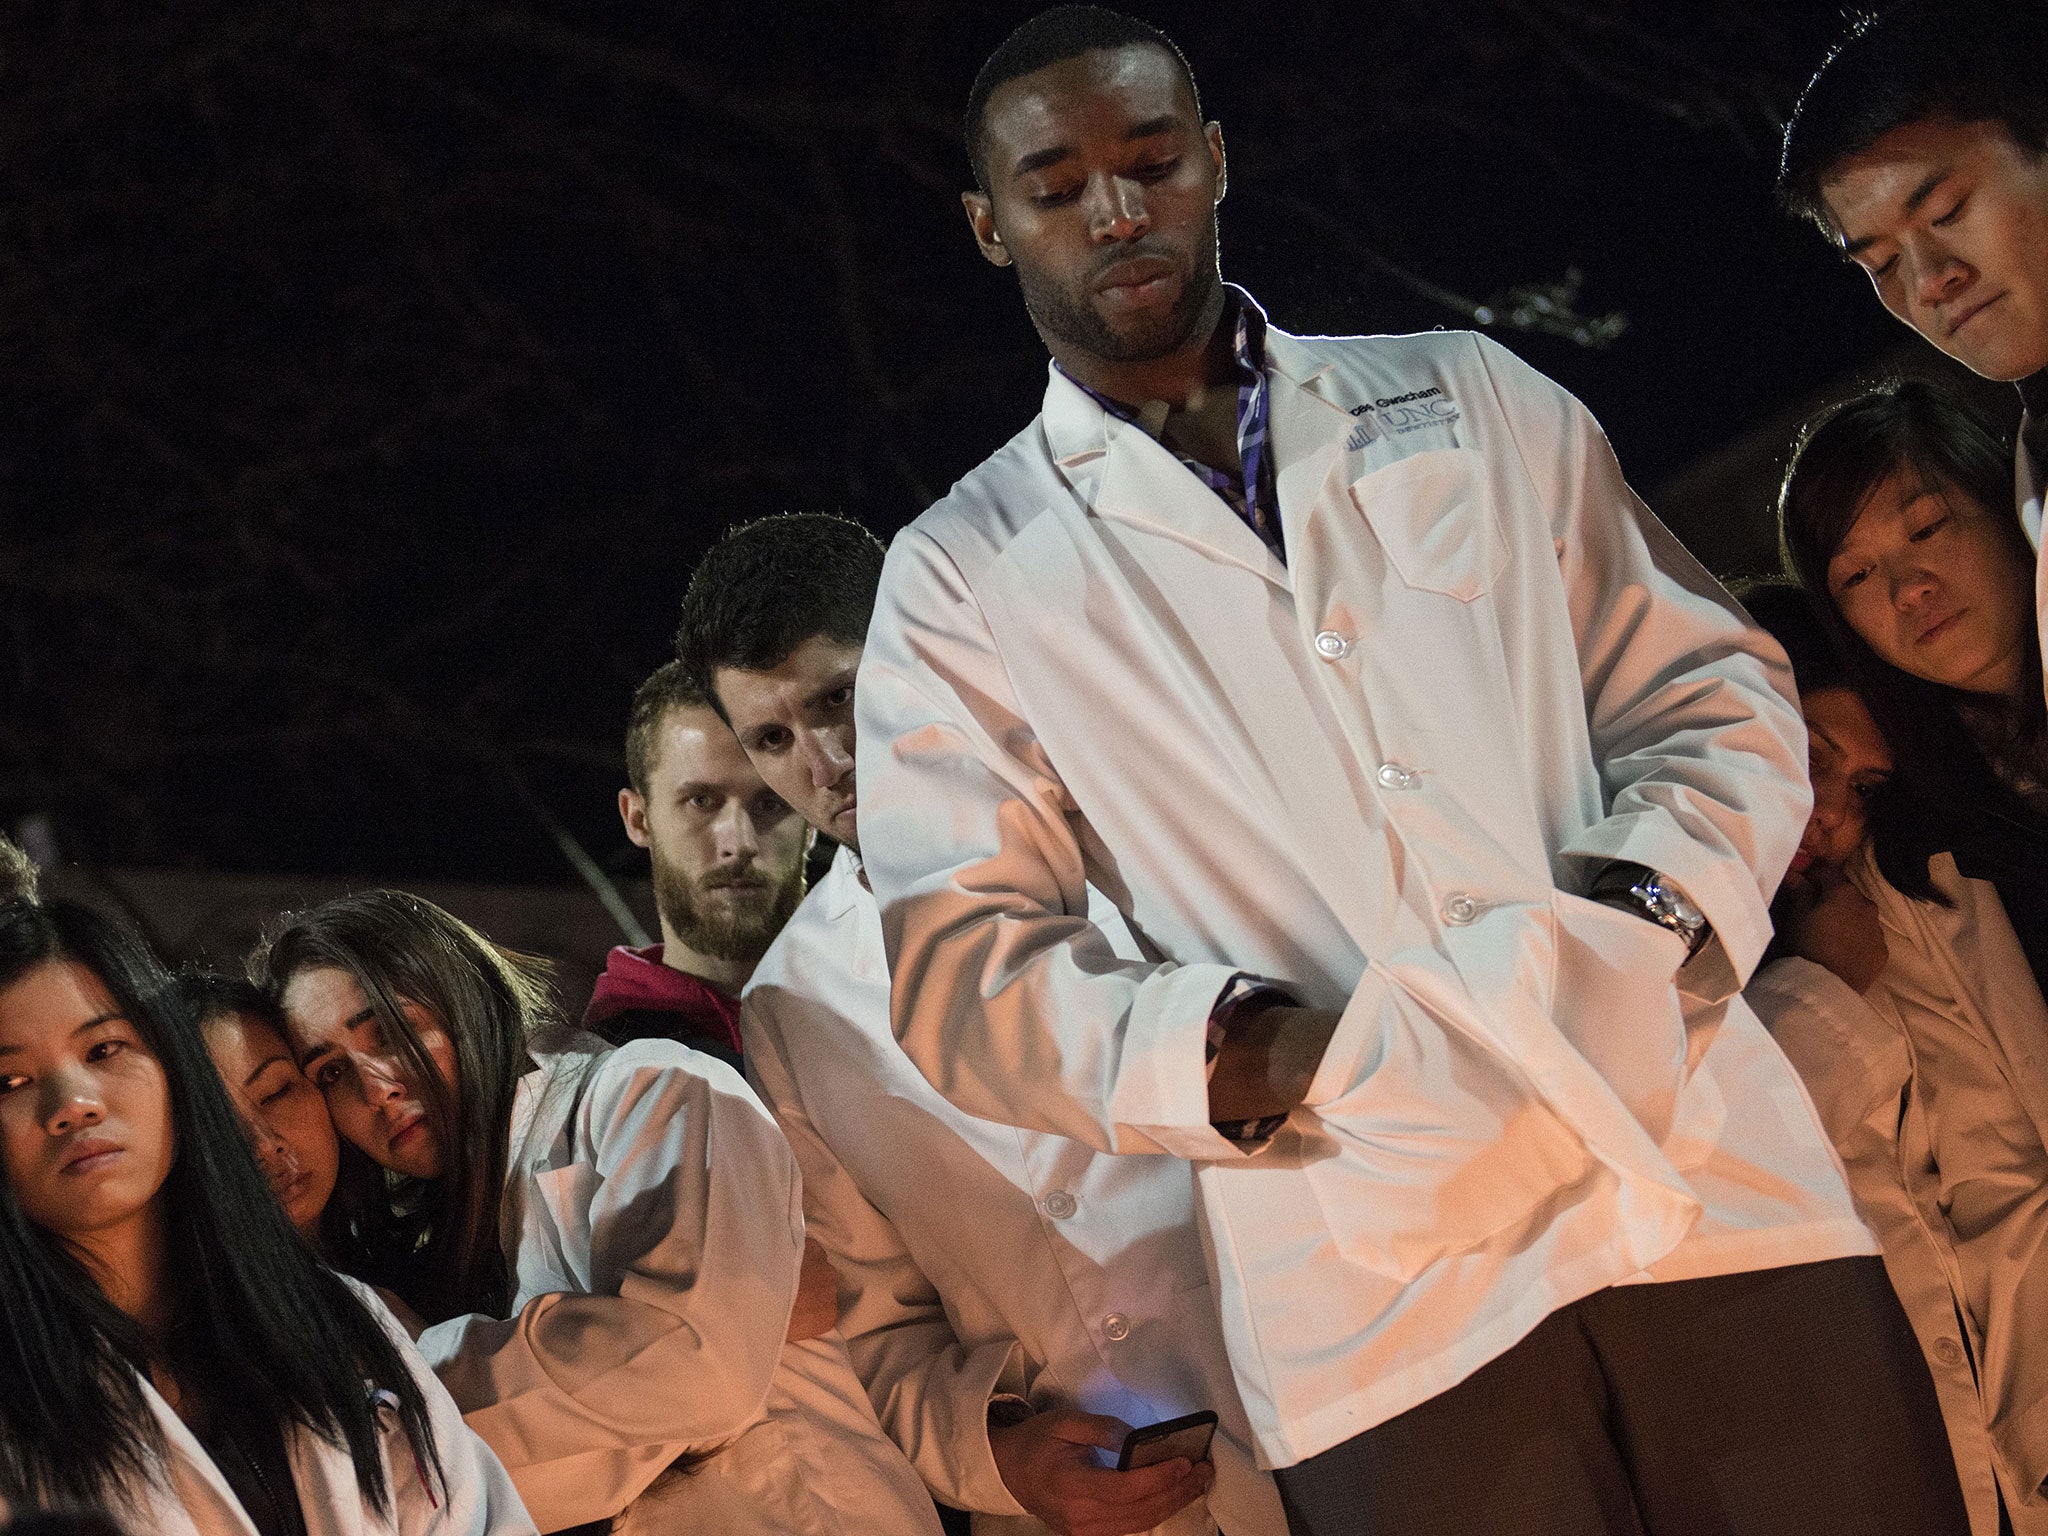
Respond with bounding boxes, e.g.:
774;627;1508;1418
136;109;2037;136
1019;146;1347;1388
6;1;2048;1532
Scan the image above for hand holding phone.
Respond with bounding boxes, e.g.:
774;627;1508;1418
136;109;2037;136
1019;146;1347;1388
1115;1410;1219;1472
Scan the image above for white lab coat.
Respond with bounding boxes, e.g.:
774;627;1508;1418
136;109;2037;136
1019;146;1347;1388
742;846;1287;1536
857;324;1873;1468
417;1028;814;1533
0;1281;535;1536
1751;847;2048;1535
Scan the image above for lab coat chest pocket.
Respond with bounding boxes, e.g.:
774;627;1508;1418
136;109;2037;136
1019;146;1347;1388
1345;447;1505;601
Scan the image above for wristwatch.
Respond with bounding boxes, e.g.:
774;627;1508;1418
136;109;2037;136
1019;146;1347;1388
1587;862;1710;960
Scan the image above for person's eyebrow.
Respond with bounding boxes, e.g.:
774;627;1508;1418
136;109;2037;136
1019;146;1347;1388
1841;166;1951;256
243;1052;294;1089
1010;115;1182;180
1012;143;1074;179
1808;722;1846;756
809;669;858;707
297;1006;376;1066
0;1012;126;1057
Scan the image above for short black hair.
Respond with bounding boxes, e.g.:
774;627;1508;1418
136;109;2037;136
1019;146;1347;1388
965;5;1200;192
1732;579;1850;699
674;513;887;725
623;659;711;798
1779;0;2048;231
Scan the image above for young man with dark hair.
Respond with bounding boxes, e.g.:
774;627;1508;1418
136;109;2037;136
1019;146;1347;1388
584;658;812;1069
681;511;1287;1536
1779;0;2048;619
854;8;1970;1533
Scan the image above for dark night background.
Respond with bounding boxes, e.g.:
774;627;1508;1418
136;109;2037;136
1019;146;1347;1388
0;2;1965;905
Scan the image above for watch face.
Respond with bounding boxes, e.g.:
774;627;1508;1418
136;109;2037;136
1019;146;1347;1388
1645;876;1703;930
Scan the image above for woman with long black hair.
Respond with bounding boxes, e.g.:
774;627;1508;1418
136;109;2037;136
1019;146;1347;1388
0;897;533;1536
256;890;933;1536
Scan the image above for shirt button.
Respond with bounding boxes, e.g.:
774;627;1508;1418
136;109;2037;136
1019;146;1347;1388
1103;1314;1131;1342
1377;763;1417;791
1041;1190;1077;1219
1313;630;1351;660
1442;892;1481;926
1934;1337;1965;1368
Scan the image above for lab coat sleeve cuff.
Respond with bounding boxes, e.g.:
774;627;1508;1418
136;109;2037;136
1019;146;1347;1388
1561;823;1771;998
1120;960;1273;1160
947;1342;1035;1518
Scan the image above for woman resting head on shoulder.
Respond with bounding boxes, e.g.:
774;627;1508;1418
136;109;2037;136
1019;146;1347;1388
251;890;826;1536
0;896;533;1534
1740;582;1898;993
173;969;338;1246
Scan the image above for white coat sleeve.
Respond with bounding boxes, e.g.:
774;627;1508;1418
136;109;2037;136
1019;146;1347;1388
857;525;1245;1160
343;1279;540;1536
416;1045;802;1531
741;990;1031;1517
1473;335;1810;997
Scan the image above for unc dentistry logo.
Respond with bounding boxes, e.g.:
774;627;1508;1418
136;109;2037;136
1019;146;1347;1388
1348;385;1460;441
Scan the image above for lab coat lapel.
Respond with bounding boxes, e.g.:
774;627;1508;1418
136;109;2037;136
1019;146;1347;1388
1042;364;1288;591
139;1376;264;1536
1262;333;1356;567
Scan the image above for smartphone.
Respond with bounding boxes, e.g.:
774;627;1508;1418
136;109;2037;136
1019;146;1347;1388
1115;1409;1219;1471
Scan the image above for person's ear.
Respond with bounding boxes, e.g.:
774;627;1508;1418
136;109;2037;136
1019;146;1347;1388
963;190;1012;268
1206;122;1227;203
619;788;651;849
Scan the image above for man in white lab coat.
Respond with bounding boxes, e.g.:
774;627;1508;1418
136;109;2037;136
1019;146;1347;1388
1778;0;2048;668
854;8;1971;1532
675;511;1287;1536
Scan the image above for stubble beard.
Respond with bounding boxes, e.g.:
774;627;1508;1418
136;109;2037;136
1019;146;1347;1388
652;850;807;966
1018;217;1223;365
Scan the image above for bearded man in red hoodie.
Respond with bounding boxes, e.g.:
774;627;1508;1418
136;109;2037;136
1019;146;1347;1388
584;658;814;1067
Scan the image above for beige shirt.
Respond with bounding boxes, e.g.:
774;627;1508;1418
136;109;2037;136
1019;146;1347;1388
1752;847;2048;1535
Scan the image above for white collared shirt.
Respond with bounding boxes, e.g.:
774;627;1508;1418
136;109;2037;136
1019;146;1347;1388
742;846;1286;1536
856;324;1872;1467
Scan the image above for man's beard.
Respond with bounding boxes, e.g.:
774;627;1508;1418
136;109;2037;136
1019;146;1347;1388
652;851;807;966
1017;220;1222;365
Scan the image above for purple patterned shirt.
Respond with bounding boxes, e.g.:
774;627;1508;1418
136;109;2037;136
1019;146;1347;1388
1058;283;1282;558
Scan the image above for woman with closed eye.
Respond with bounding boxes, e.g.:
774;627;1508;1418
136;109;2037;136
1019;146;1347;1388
174;970;340;1247
0;897;533;1536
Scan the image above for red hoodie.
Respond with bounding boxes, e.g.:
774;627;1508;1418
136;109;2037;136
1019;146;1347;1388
581;943;744;1067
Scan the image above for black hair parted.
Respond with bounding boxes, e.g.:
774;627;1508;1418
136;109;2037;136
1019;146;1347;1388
965;5;1200;191
674;512;887;725
1779;0;2048;230
0;899;444;1516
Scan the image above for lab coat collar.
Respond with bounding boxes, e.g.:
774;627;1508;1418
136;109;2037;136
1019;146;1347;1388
1042;323;1350;591
820;842;864;923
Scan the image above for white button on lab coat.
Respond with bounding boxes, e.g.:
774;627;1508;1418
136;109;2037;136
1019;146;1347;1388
857;325;1873;1469
418;1028;934;1535
742;847;1286;1536
2;1281;536;1536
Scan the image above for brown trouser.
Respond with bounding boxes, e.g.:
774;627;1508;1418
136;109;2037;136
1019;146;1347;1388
1273;1256;1969;1536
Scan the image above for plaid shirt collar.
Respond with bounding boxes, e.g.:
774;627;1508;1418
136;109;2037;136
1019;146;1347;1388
1057;284;1281;555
